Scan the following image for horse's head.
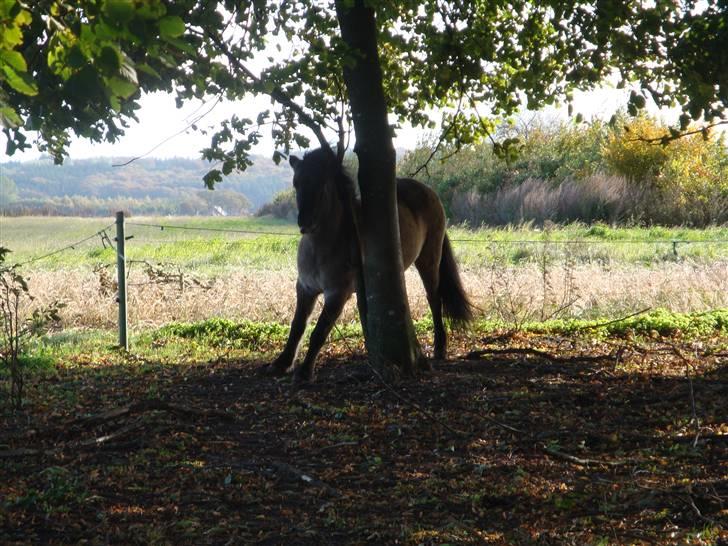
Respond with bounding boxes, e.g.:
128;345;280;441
289;148;339;235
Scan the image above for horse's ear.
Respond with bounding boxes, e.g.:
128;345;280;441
289;155;301;171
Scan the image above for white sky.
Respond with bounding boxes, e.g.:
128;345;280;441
0;85;669;163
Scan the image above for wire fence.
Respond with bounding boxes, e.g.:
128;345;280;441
3;215;728;346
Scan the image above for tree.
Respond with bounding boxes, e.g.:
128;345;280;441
0;174;18;205
3;0;726;378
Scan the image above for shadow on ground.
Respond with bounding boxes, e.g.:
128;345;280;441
1;335;726;545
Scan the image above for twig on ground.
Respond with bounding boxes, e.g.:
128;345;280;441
0;421;145;458
463;346;617;365
331;323;468;437
574;307;652;332
664;341;702;447
542;446;635;467
72;399;237;426
365;359;468;437
318;441;359;451
266;461;341;497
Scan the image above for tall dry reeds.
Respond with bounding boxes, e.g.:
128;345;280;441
449;173;728;227
450;174;636;226
21;259;728;332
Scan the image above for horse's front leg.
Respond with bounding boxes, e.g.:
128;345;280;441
293;289;349;384
263;282;318;376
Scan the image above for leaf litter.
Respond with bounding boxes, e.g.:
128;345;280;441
1;331;726;545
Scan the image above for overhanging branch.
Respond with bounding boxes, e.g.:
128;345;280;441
628;120;728;145
206;31;332;153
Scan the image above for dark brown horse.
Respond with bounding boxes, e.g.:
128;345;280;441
264;147;472;383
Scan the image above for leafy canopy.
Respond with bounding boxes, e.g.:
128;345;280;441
2;0;726;177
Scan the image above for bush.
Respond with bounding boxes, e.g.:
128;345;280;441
256;188;297;221
604;115;728;225
401;114;728;227
0;248;63;409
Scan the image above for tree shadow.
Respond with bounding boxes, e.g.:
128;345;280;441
1;339;725;545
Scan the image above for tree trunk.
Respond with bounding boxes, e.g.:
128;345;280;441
335;0;422;380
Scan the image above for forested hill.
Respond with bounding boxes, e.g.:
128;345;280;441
0;155;291;216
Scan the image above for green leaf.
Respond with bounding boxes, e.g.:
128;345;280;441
1;64;37;95
162;36;196;55
136;63;161;79
0;49;26;72
107;76;137;99
102;0;135;24
0;105;22;128
159;16;185;38
109;94;121;112
0;25;23;49
97;45;122;73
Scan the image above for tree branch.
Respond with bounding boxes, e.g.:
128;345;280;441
628;120;728;145
206;31;332;153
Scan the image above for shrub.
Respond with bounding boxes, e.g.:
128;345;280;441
257;188;297;221
402;114;728;226
0;248;63;409
603;114;728;225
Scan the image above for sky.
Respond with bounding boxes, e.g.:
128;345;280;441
0;85;662;164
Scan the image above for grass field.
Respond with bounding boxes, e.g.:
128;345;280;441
3;216;728;269
1;216;727;331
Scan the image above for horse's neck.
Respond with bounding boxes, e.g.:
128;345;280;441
313;187;355;248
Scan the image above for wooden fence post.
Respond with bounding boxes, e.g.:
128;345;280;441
116;211;128;350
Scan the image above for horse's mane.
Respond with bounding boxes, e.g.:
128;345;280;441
303;147;358;203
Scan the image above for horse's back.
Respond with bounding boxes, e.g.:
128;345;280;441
396;177;446;268
396;178;444;219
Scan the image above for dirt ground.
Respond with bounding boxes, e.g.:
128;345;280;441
1;333;726;545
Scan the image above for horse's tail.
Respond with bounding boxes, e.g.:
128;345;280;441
439;234;474;327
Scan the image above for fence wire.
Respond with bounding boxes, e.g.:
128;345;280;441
6;224;115;268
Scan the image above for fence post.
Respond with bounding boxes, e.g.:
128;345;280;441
115;211;128;350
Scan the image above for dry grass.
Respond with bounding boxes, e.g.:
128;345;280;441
24;259;728;331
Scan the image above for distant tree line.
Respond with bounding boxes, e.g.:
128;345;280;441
0;156;290;216
1;190;251;217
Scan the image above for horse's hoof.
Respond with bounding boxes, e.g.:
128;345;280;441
258;363;290;377
292;369;315;386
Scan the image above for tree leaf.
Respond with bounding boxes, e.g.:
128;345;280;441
97;45;122;73
0;105;22;128
159;16;185;39
0;49;27;72
102;0;135;24
1;64;38;95
107;76;137;99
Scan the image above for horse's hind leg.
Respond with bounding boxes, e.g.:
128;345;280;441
293;289;349;384
416;250;447;361
264;282;318;376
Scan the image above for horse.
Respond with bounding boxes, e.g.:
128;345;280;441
263;147;472;383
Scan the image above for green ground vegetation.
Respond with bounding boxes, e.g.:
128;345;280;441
2;216;727;272
11;309;726;379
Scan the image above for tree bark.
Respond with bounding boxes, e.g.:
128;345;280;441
335;0;422;380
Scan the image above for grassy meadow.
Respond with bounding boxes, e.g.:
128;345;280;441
2;216;727;336
3;215;728;270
